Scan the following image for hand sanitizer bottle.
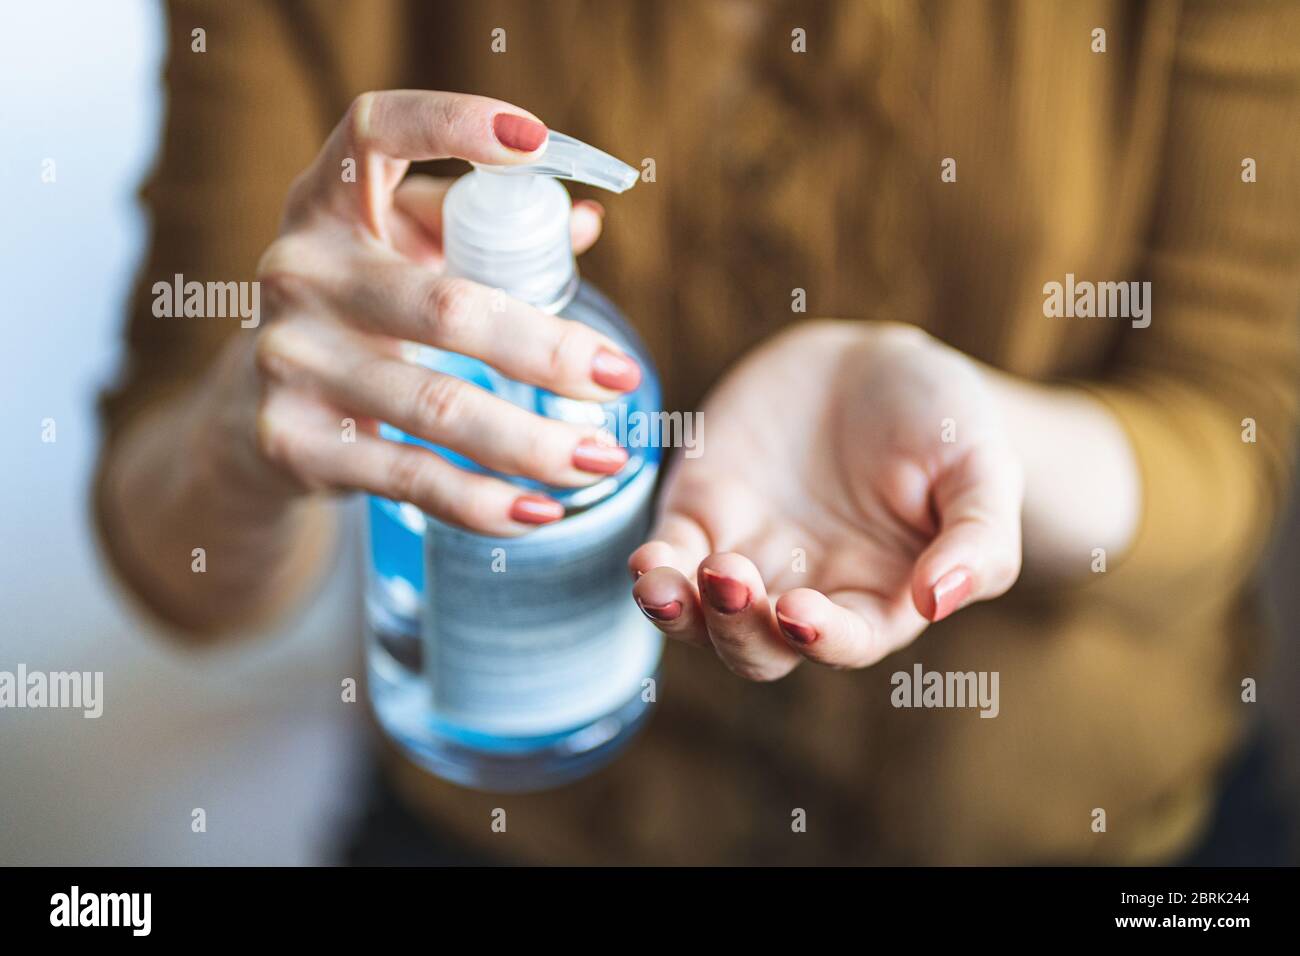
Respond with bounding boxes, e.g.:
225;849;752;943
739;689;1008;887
364;132;661;791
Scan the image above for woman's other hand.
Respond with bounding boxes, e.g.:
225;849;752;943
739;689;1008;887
630;321;1025;681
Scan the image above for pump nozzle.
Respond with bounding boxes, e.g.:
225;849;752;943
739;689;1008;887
473;132;638;194
442;130;639;312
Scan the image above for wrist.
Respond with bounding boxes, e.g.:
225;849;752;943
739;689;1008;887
100;371;332;636
984;371;1141;578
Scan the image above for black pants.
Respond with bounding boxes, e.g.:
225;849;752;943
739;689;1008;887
1176;726;1294;866
338;727;1295;866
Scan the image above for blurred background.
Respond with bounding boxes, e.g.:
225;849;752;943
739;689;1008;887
1;1;1298;865
0;0;368;865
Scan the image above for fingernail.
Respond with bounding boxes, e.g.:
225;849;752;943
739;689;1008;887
576;199;606;219
591;347;642;392
930;567;973;622
510;494;564;525
493;113;548;153
572;437;628;475
699;568;751;614
776;612;818;646
636;598;681;623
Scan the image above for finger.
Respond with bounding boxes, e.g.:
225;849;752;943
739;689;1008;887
773;587;922;669
571;199;605;255
631;566;711;649
389;174;453;261
297;90;550;236
696;552;801;682
258;319;628;487
628;511;713;581
911;446;1024;622
628;469;767;581
333;260;642;401
392;174;454;241
257;387;563;536
628;511;713;647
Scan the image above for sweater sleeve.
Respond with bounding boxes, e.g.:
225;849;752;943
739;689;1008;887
97;0;400;446
1079;0;1300;614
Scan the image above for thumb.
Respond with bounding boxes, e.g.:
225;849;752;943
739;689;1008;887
911;445;1024;622
292;90;548;239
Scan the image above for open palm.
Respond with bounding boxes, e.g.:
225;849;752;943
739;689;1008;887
629;321;1023;681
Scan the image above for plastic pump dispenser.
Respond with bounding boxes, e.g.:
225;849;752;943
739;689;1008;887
442;131;639;312
366;130;662;792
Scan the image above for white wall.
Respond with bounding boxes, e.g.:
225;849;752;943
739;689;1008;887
0;0;366;865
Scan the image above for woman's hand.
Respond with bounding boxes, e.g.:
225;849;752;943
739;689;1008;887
101;91;638;634
216;90;641;535
630;321;1025;681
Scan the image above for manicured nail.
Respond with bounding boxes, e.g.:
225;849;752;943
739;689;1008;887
699;568;750;614
776;612;818;646
510;494;564;525
930;567;973;622
591;347;642;392
636;598;681;623
573;438;628;475
493;113;548;153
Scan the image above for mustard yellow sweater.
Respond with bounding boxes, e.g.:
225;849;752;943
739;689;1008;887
100;0;1300;863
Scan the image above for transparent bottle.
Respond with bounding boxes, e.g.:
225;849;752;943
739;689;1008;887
364;133;662;792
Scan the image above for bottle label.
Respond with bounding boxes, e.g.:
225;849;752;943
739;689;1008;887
421;464;662;738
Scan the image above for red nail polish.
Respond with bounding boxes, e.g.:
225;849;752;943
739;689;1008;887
637;598;681;623
493;113;548;153
591;347;642;392
930;567;973;622
699;568;750;614
776;613;818;646
572;438;628;475
510;494;564;525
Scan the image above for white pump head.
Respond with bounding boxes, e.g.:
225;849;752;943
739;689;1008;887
441;131;639;313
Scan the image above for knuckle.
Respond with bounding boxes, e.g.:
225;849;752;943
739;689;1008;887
256;238;321;306
412;373;468;432
254;397;297;472
346;91;379;148
257;235;315;275
253;318;317;381
385;449;429;507
547;320;589;383
254;324;299;379
427;278;479;344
